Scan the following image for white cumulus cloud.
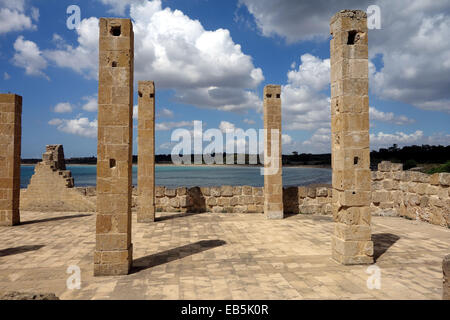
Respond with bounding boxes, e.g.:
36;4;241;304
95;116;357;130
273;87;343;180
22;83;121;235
44;0;264;112
54;102;73;113
12;36;48;79
48;117;98;138
0;0;37;34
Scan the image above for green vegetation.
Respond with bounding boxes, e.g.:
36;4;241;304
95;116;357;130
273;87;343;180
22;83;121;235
403;159;417;170
426;161;450;174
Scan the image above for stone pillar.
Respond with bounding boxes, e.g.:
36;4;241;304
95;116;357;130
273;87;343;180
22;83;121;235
330;10;373;265
263;85;283;219
137;81;155;222
95;18;134;276
0;94;21;226
444;254;450;300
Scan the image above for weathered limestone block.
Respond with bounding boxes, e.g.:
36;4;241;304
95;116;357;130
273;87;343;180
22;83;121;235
95;18;134;276
220;186;233;197
444;254;450;300
252;187;263;196
232;186;242;196
137;81;155;223
317;187;328;197
165;188;176;197
0;94;21;226
155;186;165;197
431;173;450;187
21;145;95;212
263;84;283;220
298;187;307;198
242;186;252;196
210;187;221;197
200;187;210;196
330;10;373;265
410;172;430;183
177;187;187;196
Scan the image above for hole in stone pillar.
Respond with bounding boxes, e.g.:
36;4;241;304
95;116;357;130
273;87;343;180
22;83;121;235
276;94;280;98
138;91;143;98
352;191;356;195
150;93;155;98
112;61;117;67
354;157;359;165
347;30;357;45
109;158;116;168
266;94;272;98
110;26;121;36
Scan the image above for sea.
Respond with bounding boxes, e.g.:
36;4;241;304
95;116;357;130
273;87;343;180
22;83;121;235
20;165;331;189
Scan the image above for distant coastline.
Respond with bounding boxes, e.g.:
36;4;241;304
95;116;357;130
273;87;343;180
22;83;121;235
21;162;331;169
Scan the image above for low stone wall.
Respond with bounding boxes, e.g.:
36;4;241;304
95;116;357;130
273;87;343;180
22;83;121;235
371;161;450;227
30;160;449;228
76;185;332;215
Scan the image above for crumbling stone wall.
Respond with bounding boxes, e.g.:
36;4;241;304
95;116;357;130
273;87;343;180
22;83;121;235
372;161;450;227
20;145;95;212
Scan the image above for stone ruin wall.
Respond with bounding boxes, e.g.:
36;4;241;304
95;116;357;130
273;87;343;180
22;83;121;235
371;161;450;227
73;161;449;228
20;145;95;212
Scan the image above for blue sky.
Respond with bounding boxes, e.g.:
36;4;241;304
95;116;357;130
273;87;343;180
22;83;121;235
1;0;449;158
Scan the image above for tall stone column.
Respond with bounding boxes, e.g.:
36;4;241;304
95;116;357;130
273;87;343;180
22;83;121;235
0;94;21;226
263;85;283;219
137;81;155;223
330;10;373;265
95;18;134;276
444;254;450;300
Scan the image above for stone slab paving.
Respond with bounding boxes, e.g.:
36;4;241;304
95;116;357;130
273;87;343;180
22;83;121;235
0;211;448;299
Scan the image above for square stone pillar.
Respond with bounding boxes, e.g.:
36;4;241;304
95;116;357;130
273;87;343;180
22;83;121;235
0;94;21;226
137;81;155;223
95;18;134;276
444;254;450;300
263;85;283;219
330;10;373;265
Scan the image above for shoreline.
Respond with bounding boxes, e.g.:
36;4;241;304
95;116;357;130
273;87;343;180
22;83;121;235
21;163;331;169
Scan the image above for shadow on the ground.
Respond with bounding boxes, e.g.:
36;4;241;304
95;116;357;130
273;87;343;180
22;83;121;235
372;233;400;262
131;240;226;273
20;214;92;225
155;211;205;222
0;245;45;257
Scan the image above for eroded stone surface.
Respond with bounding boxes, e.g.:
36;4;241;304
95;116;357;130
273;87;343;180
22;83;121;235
95;18;134;276
137;81;155;223
0;94;21;226
330;10;373;265
20;145;95;212
263;85;283;219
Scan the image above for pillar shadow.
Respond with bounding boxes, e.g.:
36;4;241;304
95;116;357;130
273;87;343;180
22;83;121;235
372;233;400;262
0;245;45;257
186;186;206;213
20;214;92;225
283;187;299;214
155;211;204;222
131;239;226;273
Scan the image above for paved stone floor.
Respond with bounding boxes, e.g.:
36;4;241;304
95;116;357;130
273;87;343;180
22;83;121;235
0;211;448;300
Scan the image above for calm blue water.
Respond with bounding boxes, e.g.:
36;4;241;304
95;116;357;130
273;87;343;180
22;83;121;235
20;165;331;188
